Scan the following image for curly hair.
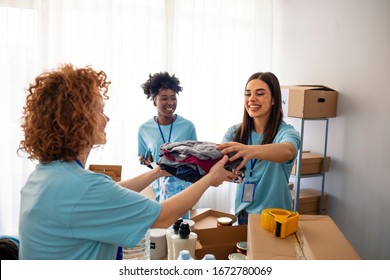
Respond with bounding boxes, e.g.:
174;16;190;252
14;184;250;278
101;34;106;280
18;64;110;163
141;72;182;100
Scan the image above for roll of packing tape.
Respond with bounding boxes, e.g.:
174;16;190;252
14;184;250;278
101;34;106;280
261;208;299;239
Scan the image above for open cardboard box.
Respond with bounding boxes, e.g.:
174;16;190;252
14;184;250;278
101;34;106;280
247;214;360;260
190;208;237;230
193;225;247;260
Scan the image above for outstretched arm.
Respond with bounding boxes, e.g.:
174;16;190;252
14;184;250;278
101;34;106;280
151;155;237;228
117;167;169;193
216;141;297;171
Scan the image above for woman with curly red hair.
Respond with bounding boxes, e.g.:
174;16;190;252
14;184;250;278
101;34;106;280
18;64;236;259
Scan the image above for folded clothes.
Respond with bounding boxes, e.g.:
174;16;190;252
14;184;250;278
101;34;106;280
158;140;245;183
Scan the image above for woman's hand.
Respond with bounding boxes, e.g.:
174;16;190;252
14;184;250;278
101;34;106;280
208;155;238;186
155;166;171;177
216;142;253;172
139;151;153;168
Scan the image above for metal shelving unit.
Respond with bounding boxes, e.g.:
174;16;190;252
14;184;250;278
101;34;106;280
292;117;329;214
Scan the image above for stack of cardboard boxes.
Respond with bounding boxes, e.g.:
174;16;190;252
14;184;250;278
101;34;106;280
282;84;338;216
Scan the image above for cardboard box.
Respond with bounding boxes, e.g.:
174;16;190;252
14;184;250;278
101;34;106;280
291;188;328;214
281;85;338;118
190;208;237;230
291;151;330;175
89;164;122;182
247;214;360;260
193;225;247;260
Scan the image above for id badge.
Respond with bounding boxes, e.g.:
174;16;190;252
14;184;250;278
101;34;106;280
242;182;255;202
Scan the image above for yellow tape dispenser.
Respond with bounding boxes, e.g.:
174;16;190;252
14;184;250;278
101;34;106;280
261;208;299;238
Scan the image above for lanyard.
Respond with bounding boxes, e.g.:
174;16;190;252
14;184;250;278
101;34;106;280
156;117;174;143
75;159;84;169
248;135;257;178
249;159;257;178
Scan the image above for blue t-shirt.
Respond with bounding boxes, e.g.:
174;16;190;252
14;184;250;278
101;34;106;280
19;161;161;260
138;115;197;202
222;121;300;214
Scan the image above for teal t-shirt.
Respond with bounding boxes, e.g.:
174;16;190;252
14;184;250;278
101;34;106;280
19;161;161;260
138;114;197;202
222;121;301;214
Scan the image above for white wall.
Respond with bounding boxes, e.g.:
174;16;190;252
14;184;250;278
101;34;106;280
272;0;390;259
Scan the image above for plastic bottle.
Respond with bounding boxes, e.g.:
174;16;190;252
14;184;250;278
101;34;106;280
166;218;183;260
177;250;194;260
202;254;216;260
122;229;150;260
171;222;198;260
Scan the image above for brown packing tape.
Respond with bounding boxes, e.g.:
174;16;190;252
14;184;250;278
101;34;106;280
294;225;315;260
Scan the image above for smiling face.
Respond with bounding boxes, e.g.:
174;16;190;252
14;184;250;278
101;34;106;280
154;88;177;124
244;78;274;121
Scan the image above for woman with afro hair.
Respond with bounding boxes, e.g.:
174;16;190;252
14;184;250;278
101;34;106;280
138;72;197;218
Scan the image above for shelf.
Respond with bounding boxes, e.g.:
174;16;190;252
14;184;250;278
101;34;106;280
291;118;329;214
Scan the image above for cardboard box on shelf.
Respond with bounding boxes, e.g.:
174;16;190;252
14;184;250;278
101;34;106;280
193;225;247;260
190;208;237;230
291;151;330;175
247;214;360;260
291;188;328;214
281;85;338;118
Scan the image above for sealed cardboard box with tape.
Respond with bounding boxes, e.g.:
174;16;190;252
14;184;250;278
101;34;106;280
281;85;338;118
247;214;360;260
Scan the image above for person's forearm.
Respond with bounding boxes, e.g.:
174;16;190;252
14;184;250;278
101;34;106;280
253;142;296;162
117;167;163;192
151;175;212;228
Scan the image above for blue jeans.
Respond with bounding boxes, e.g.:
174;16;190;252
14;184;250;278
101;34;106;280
237;210;248;225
